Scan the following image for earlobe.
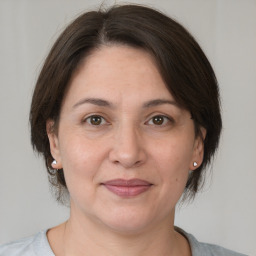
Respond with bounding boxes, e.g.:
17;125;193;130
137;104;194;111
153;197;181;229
190;127;206;170
46;119;62;169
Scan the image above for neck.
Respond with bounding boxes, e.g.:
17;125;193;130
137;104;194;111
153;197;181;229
48;207;191;256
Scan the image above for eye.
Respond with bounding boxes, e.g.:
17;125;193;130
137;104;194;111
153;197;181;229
147;115;172;126
84;115;107;126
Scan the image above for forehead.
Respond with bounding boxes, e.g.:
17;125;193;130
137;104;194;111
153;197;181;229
64;45;174;107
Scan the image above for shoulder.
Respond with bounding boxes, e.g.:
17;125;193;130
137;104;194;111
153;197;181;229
193;240;248;256
0;230;54;256
176;227;248;256
197;242;248;256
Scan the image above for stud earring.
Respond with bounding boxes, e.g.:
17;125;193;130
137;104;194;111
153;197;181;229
193;162;198;167
49;159;58;174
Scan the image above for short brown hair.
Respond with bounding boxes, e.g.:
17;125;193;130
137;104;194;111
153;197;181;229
30;4;222;202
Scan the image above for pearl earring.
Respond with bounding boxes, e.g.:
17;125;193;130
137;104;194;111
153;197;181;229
52;160;57;166
193;162;198;167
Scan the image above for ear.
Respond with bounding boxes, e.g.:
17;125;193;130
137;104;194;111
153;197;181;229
46;119;62;169
190;127;206;170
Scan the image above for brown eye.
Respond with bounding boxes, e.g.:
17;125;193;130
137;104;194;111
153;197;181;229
86;115;105;126
152;116;164;125
147;115;171;126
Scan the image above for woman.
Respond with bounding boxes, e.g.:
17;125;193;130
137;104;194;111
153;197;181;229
0;4;247;256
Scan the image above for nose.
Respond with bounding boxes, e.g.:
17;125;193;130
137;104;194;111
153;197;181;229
108;124;147;169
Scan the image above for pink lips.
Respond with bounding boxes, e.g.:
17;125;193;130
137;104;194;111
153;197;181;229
102;179;152;197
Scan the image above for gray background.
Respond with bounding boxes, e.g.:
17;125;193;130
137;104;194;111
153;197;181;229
0;0;255;255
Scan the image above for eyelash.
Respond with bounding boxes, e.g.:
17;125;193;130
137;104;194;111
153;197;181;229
146;115;173;126
83;115;108;126
83;114;174;127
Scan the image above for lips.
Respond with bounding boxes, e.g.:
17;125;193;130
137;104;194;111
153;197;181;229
102;179;152;197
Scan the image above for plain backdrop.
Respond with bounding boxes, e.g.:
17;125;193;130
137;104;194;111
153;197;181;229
0;0;255;255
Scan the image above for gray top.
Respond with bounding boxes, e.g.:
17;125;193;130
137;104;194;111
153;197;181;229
0;228;247;256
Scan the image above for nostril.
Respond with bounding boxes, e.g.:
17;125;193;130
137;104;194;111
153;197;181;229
134;160;142;166
111;157;144;169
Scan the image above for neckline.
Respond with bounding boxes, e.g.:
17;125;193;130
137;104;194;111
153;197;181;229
40;227;198;256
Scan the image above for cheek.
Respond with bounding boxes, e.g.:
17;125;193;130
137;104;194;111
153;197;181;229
142;139;192;219
153;138;194;171
151;137;193;191
59;125;104;166
58;133;106;194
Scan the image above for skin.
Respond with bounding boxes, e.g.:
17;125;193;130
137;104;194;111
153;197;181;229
47;45;205;256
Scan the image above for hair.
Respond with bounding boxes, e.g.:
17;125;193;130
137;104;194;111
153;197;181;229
30;4;222;203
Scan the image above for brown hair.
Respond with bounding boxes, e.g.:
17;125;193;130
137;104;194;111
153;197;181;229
30;4;222;202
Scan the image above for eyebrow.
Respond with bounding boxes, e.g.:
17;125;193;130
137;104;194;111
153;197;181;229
72;98;114;109
142;99;178;108
72;97;178;109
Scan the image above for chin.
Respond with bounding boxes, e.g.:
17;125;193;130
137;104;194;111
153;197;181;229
96;207;158;235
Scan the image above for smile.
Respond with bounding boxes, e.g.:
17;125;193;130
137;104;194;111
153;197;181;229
102;179;152;197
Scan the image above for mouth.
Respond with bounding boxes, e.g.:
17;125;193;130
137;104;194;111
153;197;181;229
101;179;152;197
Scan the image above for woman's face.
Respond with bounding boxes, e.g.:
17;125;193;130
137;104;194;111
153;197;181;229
48;45;204;234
